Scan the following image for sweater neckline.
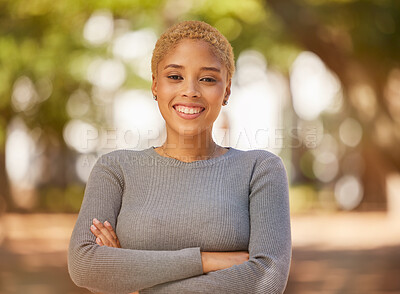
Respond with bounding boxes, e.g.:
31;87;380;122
144;146;237;168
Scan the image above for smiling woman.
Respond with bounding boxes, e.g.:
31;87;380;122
68;20;292;294
152;38;231;148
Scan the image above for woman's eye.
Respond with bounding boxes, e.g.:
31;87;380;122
168;75;182;80
200;77;216;83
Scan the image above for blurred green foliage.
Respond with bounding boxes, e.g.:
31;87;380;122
289;185;319;213
0;0;297;140
1;0;299;212
1;0;400;212
38;185;85;212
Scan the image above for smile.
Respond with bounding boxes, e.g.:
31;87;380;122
173;105;205;120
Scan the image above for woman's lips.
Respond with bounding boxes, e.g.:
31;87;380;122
173;105;205;120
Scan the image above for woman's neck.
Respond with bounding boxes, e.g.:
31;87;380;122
156;129;226;162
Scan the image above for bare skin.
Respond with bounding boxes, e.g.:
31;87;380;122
200;251;250;273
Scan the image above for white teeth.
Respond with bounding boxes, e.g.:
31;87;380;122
175;106;203;114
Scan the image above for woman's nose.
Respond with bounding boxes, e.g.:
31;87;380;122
181;79;201;98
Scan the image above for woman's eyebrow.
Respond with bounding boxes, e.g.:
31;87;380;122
164;64;183;70
201;67;221;73
163;64;221;73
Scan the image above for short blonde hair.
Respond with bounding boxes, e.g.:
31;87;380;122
151;20;235;80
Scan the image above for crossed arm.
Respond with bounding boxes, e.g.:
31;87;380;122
90;219;249;294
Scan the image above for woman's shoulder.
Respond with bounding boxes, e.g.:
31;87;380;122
229;148;287;179
230;147;283;165
99;148;147;157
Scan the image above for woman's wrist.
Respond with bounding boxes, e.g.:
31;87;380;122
200;252;209;273
200;252;214;273
200;251;250;274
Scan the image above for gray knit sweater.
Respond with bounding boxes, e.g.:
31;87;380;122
68;146;291;294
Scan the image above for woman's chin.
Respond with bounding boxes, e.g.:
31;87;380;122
167;124;209;137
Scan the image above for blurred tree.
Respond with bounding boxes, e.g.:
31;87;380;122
266;0;400;209
1;0;399;211
0;0;296;211
0;0;165;210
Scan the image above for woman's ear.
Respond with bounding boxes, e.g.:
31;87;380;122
224;79;232;102
226;79;231;97
151;74;157;97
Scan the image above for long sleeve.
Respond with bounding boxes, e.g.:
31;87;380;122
67;153;204;294
139;155;292;294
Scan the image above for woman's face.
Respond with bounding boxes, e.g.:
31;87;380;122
152;39;231;138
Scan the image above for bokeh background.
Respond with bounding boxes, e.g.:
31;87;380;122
1;0;400;293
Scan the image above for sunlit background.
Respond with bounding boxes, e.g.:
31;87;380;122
1;0;400;293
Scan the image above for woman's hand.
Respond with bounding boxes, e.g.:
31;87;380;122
90;218;121;248
201;251;249;273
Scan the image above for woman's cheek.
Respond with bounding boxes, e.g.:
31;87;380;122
159;83;179;98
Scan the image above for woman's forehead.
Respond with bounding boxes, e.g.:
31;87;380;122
159;39;225;70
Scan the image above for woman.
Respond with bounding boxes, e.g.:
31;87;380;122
68;20;291;294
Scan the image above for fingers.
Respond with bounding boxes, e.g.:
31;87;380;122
96;237;103;246
104;221;121;247
93;218;116;245
90;218;120;248
91;222;115;247
90;224;109;246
